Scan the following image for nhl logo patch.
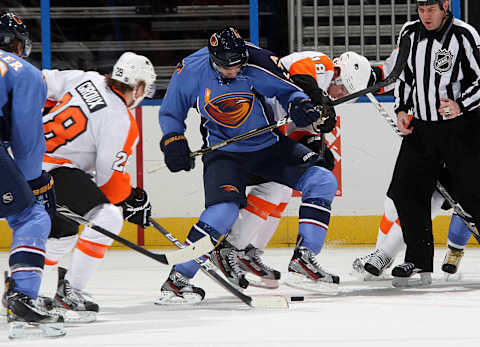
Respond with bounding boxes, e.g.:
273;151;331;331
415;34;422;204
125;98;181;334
434;49;453;75
2;192;13;204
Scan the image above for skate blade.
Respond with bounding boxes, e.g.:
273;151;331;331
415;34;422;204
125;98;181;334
350;270;392;282
443;271;463;282
8;321;66;339
250;295;289;309
244;274;279;289
50;307;96;323
392;274;432;288
284;272;339;294
154;292;203;306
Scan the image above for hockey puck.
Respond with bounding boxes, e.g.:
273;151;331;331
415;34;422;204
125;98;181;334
290;296;304;302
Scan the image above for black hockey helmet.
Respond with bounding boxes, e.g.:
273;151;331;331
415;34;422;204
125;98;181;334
208;26;248;68
416;0;447;6
0;11;31;58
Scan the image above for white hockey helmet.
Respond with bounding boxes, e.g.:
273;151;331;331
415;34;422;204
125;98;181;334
333;51;371;95
112;52;157;108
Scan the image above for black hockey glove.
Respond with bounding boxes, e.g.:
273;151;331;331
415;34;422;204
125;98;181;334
118;187;152;228
28;170;56;220
308;89;336;133
160;132;195;173
288;97;323;127
298;135;335;171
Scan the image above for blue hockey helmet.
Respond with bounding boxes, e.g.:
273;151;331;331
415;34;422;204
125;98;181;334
208;26;248;68
0;11;32;58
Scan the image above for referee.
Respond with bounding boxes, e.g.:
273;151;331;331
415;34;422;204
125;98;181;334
387;0;480;286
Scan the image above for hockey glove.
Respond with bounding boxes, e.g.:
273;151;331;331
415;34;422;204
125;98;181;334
118;187;152;228
298;135;335;171
288;97;323;127
28;170;56;220
160;132;195;173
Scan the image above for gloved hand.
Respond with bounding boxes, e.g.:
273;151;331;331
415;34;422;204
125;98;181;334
298;135;335;171
28;170;56;220
118;187;152;228
288;97;323;127
160;132;195;172
308;89;336;133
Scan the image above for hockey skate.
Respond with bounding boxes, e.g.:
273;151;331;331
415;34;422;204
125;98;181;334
286;247;339;293
5;277;65;339
364;249;393;277
441;246;464;278
210;240;249;289
155;268;206;305
391;262;432;288
237;245;281;289
49;267;98;323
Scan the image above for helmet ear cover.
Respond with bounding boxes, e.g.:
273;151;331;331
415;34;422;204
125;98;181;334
208;26;248;68
0;11;32;57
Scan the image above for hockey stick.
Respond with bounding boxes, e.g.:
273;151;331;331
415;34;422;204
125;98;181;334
147;116;291;173
56;205;215;265
148;37;410;175
331;35;411;107
366;94;480;243
148;217;289;309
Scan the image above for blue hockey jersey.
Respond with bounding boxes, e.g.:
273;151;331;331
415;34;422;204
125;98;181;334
0;50;47;180
159;43;307;152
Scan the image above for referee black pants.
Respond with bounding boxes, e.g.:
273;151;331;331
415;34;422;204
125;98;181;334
388;112;480;271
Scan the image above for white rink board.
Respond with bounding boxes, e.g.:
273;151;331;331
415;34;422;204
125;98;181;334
134;103;403;218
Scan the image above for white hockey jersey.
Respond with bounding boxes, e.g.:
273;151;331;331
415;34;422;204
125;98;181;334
42;69;138;204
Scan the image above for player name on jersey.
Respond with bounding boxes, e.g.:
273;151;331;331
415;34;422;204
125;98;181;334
75;80;107;112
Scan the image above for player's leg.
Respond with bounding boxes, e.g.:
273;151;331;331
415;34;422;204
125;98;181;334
227;181;290;287
157;151;245;304
47;167;114;315
255;136;339;290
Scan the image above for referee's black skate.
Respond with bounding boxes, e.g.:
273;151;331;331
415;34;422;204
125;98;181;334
5;277;65;339
156;268;205;305
391;262;432;288
50;267;98;323
237;245;281;289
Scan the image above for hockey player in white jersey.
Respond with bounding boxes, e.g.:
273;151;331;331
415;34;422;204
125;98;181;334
40;52;156;321
224;50;375;290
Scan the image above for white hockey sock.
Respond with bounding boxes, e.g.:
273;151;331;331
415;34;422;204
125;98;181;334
44;234;79;268
251;215;282;249
380;223;405;258
66;243;104;290
228;208;266;250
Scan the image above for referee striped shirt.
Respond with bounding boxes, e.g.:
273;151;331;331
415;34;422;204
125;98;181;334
394;14;480;121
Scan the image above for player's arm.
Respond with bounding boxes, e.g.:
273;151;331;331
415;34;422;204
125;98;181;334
456;29;480;112
159;61;196;173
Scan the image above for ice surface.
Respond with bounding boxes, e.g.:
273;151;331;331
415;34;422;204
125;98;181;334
1;247;480;346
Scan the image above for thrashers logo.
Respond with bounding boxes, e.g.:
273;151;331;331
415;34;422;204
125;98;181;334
203;88;254;128
220;185;240;193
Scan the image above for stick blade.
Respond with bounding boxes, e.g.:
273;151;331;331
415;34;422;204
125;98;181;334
250;295;289;309
164;237;213;265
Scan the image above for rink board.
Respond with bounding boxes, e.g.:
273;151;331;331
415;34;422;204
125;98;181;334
0;215;474;251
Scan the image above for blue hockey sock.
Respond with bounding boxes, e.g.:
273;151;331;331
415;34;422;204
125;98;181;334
447;214;472;249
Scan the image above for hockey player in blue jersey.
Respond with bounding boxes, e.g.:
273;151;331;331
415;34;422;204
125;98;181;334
0;12;64;338
157;26;338;304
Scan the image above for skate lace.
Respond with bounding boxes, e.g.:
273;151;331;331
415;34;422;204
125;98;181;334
173;272;190;287
227;249;244;275
367;250;392;270
251;249;275;272
64;281;85;303
445;249;464;265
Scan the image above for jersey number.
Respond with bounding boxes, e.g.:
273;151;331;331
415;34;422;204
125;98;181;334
44;93;88;153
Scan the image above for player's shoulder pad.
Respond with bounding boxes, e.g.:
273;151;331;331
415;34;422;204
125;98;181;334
244;43;291;82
